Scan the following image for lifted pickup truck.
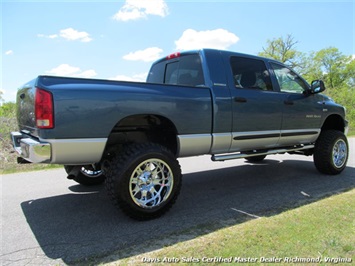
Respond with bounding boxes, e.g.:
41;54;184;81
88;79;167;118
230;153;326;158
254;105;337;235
12;49;349;220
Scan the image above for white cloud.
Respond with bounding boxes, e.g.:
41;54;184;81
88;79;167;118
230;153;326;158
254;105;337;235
5;50;13;55
38;28;92;42
175;29;240;51
123;47;163;62
77;70;98;78
60;28;92;42
113;0;168;21
48;34;59;39
46;64;97;78
38;33;58;39
109;72;147;82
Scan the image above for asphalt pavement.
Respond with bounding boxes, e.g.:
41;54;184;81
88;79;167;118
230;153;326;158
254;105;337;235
1;138;354;265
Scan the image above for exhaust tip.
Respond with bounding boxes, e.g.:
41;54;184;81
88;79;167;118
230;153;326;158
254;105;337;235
66;166;81;180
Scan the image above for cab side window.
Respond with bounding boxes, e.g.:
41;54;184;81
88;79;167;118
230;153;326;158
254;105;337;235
270;63;308;94
147;54;205;87
230;56;273;91
165;54;205;86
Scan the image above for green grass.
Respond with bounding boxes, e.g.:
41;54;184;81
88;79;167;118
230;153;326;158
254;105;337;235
348;127;355;137
0;114;62;174
0;163;62;175
101;189;355;265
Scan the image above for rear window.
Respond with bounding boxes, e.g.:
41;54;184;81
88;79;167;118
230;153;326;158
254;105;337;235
147;54;205;87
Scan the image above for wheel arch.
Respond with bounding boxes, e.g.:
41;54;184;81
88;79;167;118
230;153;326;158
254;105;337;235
321;114;346;133
103;114;179;158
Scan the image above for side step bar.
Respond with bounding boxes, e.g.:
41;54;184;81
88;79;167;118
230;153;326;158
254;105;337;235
211;145;315;162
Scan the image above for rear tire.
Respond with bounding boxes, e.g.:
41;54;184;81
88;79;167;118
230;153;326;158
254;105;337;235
64;164;105;186
245;155;267;163
313;130;348;175
105;143;182;220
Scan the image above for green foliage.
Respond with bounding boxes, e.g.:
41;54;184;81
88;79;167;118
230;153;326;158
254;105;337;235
258;34;303;70
309;48;355;132
0;102;18;172
0;102;17;139
304;47;352;90
0;102;16;117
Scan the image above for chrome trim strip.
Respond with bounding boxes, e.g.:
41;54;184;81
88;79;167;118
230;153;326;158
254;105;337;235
177;134;212;157
231;130;280;152
233;130;280;139
279;129;320;146
280;129;320;137
47;138;107;164
234;133;279;140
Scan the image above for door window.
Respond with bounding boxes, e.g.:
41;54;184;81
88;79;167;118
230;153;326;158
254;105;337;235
230;56;274;91
270;63;308;94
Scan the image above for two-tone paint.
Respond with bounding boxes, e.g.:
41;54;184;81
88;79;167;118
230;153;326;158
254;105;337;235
13;49;347;164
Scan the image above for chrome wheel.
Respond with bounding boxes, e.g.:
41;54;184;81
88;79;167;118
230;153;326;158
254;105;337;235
105;143;182;220
64;164;106;186
81;164;102;178
314;130;348;175
332;139;347;169
129;159;174;209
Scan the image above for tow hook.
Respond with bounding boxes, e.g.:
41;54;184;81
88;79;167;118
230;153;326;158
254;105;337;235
67;166;81;180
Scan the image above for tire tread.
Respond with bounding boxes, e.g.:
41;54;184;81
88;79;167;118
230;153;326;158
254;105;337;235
105;143;182;220
314;130;348;175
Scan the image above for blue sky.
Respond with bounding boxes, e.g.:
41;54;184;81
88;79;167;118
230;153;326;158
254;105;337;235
1;0;354;102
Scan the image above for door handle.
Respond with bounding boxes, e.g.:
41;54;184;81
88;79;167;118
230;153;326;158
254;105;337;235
234;97;247;103
284;100;294;105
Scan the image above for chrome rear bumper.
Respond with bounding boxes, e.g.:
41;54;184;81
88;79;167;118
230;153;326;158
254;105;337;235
11;132;51;163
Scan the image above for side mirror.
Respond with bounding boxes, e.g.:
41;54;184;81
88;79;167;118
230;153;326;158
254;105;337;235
310;80;326;94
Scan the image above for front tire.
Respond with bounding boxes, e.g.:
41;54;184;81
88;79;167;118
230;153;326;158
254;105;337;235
314;130;349;175
105;143;182;220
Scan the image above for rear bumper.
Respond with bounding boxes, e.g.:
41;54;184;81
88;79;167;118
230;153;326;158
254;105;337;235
11;131;107;164
11;132;51;163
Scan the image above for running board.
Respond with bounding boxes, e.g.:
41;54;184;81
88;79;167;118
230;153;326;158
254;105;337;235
211;145;315;162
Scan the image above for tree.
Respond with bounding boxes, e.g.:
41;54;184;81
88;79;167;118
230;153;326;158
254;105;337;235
258;34;303;70
303;47;355;131
0;91;4;105
0;102;16;117
313;47;351;89
343;55;355;87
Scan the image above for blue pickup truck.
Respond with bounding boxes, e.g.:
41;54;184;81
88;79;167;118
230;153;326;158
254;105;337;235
12;49;349;220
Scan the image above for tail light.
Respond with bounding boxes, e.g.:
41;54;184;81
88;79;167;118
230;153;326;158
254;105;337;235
35;88;54;129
